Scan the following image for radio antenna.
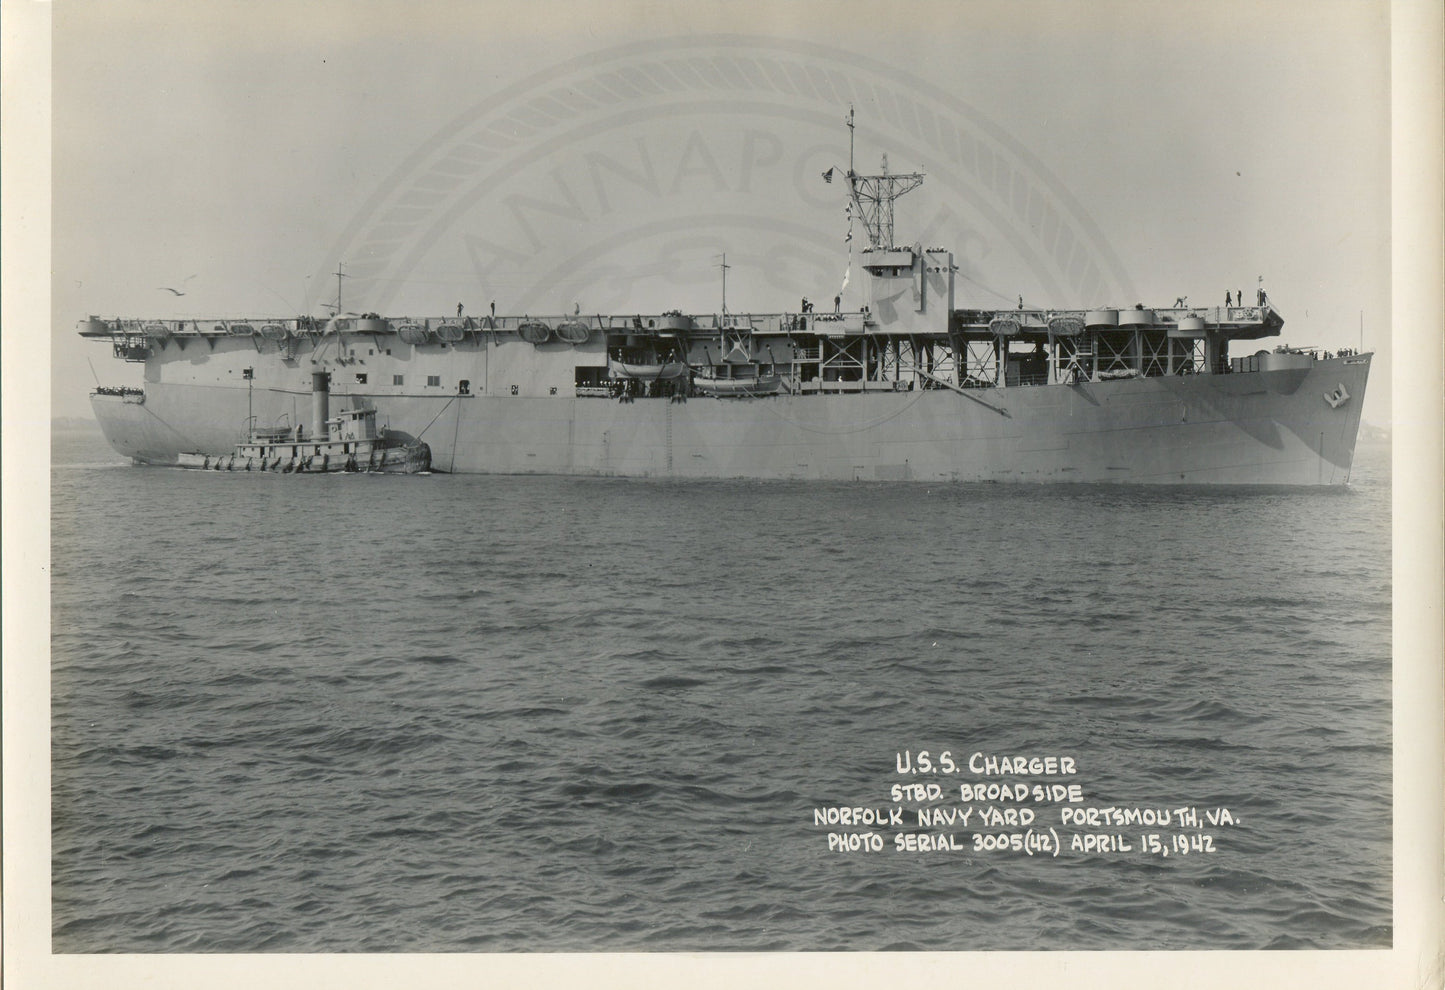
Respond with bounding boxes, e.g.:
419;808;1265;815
333;262;349;314
716;253;730;315
844;108;924;249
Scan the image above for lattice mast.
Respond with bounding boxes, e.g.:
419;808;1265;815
845;106;924;250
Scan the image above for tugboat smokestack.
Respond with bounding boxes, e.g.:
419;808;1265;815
311;372;330;439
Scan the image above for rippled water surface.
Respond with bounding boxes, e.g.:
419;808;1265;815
51;426;1391;951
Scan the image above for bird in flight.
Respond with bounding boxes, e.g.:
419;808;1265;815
158;275;198;296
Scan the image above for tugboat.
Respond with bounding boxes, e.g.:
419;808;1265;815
177;373;430;474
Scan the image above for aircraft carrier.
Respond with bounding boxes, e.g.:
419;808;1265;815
81;116;1370;485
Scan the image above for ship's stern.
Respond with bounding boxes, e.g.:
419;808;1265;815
89;388;179;465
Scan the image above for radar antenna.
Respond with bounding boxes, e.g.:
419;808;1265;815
845;106;924;250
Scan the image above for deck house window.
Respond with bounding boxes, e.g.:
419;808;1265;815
393;374;404;386
427;375;441;387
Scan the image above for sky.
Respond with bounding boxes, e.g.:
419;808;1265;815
46;0;1395;423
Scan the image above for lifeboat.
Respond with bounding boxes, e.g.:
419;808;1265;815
989;315;1022;337
260;323;287;341
1047;315;1085;336
436;322;466;342
693;372;782;397
227;322;256;337
519;321;552;344
143;323;172;339
554;320;590;344
397;323;429;345
609;358;687;379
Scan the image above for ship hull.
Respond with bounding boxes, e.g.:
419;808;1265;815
91;356;1371;484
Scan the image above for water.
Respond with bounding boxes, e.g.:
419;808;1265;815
51;425;1392;951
